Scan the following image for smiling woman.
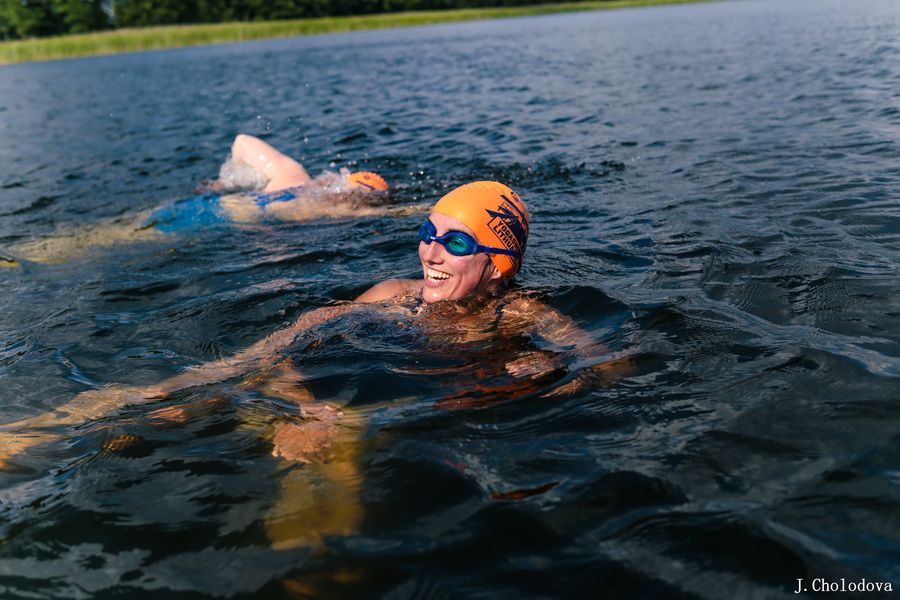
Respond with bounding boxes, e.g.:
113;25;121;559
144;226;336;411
0;178;632;552
420;212;505;303
357;181;529;304
0;181;627;460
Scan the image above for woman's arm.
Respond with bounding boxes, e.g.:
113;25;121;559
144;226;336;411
502;296;597;352
501;296;634;384
156;303;356;394
230;134;311;192
0;303;358;464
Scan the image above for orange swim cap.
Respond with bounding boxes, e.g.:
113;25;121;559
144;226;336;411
432;181;529;278
348;171;389;192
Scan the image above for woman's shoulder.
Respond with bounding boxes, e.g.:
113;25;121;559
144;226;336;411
355;279;421;303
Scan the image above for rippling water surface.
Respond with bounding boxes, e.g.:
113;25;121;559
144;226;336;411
1;0;899;597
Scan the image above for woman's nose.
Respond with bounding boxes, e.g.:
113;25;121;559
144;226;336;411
420;239;444;263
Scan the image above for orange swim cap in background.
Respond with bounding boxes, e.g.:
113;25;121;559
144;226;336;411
348;171;389;192
432;181;529;278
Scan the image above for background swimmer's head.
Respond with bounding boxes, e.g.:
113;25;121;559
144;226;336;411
348;171;389;193
431;181;529;278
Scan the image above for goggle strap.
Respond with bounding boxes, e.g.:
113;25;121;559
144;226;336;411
476;245;520;258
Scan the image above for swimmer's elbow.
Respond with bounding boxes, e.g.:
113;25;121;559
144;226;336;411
232;133;259;151
231;133;253;157
231;134;273;166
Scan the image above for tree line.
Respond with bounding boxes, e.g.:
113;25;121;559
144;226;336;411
1;0;570;40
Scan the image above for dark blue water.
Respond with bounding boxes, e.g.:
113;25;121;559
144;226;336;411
1;0;899;597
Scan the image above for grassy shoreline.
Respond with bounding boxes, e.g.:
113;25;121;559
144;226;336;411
0;0;707;65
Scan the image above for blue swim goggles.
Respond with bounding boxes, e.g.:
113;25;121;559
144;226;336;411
418;220;521;258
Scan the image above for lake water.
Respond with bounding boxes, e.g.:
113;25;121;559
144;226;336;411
1;0;899;597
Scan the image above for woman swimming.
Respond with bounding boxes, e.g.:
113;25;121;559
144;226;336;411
2;134;407;265
0;180;632;545
144;171;388;233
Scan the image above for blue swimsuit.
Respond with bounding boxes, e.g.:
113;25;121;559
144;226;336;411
144;190;298;233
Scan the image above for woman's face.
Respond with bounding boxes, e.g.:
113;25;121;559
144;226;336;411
419;212;502;304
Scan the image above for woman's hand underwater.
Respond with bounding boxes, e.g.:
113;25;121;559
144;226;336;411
0;385;163;470
506;350;565;379
271;420;343;464
0;429;56;471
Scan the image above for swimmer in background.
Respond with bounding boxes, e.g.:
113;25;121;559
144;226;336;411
148;134;393;231
0;180;633;547
2;134;415;265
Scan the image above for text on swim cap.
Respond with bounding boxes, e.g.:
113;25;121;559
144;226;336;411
485;194;528;255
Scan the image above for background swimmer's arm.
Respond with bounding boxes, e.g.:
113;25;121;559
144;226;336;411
230;134;311;192
355;279;420;303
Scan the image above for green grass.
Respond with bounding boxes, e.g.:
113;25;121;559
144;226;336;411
0;0;708;65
